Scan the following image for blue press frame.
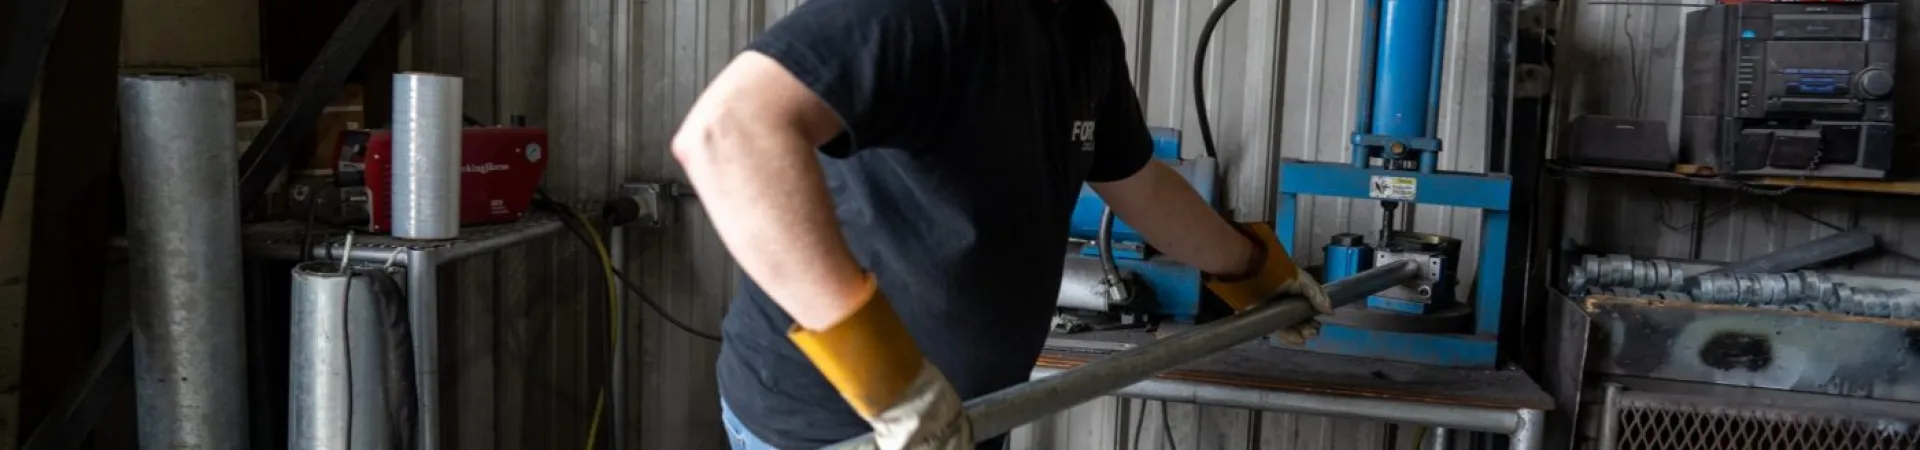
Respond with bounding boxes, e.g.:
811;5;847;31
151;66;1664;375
1275;161;1511;367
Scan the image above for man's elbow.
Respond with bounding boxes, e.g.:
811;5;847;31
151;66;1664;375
670;118;718;173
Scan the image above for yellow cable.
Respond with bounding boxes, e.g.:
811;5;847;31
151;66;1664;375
568;207;621;450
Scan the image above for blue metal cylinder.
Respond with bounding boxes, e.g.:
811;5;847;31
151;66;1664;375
1323;234;1373;283
1368;0;1441;141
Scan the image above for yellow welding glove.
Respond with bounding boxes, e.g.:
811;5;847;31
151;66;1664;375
1205;223;1333;346
787;273;972;450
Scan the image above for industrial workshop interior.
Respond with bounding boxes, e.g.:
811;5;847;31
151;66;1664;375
7;0;1920;448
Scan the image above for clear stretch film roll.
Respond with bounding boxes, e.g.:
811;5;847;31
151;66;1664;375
118;73;251;449
392;72;463;239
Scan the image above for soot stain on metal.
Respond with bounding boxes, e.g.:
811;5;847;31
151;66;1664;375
1906;328;1920;357
1700;331;1773;372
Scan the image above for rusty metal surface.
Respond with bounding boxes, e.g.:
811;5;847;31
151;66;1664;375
1586;296;1920;404
1038;335;1553;411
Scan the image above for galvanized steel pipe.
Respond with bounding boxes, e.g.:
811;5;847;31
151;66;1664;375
829;260;1421;448
408;249;442;449
289;262;396;450
118;73;251;449
1694;231;1875;278
391;72;463;240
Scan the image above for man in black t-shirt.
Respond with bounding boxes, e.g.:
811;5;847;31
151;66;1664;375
671;0;1331;448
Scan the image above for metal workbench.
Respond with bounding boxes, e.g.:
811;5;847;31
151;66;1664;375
1040;329;1553;450
242;213;566;450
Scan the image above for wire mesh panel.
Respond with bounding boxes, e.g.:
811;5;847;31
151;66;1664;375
1611;392;1920;450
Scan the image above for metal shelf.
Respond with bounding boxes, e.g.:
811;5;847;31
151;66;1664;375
1547;162;1920;198
1040;330;1550;449
243;212;565;265
242;212;565;449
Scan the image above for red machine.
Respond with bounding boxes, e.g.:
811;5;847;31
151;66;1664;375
334;127;550;233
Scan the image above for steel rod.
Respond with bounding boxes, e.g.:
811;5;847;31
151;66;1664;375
1693;230;1875;278
408;249;441;449
119;73;251;449
828;260;1420;448
1510;408;1545;450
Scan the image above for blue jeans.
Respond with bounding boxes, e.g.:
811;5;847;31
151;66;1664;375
721;401;780;450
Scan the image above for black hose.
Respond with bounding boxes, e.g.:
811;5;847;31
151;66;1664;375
1096;207;1128;303
1193;0;1241;160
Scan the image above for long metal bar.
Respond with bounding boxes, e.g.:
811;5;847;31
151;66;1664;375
437;220;567;260
1428;427;1451;450
611;226;630;450
407;249;442;449
1692;230;1875;278
235;0;405;213
120;73;251;449
1596;383;1623;450
827;260;1420;449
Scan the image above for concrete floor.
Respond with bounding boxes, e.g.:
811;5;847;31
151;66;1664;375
0;90;39;450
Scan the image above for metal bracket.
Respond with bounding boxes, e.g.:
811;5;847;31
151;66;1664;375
1352;134;1444;154
619;182;689;228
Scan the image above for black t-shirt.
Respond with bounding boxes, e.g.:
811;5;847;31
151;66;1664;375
714;0;1153;447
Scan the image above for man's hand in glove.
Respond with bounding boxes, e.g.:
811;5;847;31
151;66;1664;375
788;273;973;449
1203;224;1334;346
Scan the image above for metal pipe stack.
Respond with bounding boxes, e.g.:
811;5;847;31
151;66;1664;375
1568;253;1920;319
289;262;398;450
118;73;251;449
391;72;464;240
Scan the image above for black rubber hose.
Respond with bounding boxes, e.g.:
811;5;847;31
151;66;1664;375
1193;0;1241;160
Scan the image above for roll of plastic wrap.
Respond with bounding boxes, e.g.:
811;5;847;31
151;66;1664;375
392;72;463;239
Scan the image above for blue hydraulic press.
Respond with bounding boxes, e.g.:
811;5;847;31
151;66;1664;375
1274;0;1514;368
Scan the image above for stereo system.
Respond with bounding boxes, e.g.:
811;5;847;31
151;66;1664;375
1681;2;1902;179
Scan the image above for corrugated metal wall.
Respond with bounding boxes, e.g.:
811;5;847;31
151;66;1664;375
416;0;1512;448
1556;0;1920;273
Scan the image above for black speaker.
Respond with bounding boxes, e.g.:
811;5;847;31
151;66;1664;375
1566;116;1674;171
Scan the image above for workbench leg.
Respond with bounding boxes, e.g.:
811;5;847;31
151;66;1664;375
409;250;441;450
1427;427;1449;450
1509;409;1544;450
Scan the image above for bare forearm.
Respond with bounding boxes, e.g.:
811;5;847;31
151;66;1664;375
673;53;867;330
1091;161;1257;276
